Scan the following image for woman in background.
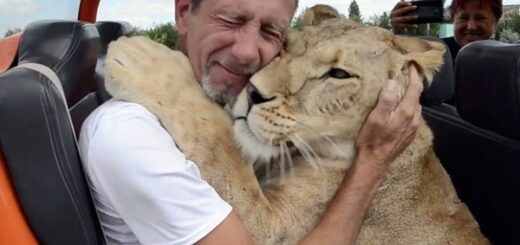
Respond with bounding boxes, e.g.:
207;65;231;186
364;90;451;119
390;0;503;60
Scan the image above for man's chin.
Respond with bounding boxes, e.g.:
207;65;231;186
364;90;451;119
201;76;239;106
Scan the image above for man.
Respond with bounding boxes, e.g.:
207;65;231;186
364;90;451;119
79;0;424;244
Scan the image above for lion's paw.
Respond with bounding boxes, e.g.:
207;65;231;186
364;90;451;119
104;36;198;102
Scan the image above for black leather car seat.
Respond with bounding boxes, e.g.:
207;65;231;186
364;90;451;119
94;21;133;103
456;40;520;140
0;20;105;245
423;40;520;245
419;36;456;110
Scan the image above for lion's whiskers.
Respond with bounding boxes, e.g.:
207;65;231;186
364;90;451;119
282;142;295;179
278;143;287;184
291;134;322;170
292;118;342;157
276;141;296;184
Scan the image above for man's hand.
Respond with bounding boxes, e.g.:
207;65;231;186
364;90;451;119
390;1;419;34
355;65;423;170
302;66;424;245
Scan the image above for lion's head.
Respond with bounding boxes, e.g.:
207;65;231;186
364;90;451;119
232;11;445;163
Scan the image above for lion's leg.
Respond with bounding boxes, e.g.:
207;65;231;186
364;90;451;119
356;147;489;245
104;37;346;244
148;94;346;244
416;151;490;244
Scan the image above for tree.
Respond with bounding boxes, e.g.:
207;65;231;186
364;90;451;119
402;23;441;37
4;27;22;38
348;0;362;23
498;27;520;43
292;8;306;28
365;12;391;30
133;23;179;48
496;13;520;41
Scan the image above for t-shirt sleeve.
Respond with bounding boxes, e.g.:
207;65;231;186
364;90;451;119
84;107;232;245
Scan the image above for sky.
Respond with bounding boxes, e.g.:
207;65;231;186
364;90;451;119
0;0;80;37
95;0;424;29
1;0;519;37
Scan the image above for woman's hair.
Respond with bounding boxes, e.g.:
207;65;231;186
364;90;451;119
449;0;503;21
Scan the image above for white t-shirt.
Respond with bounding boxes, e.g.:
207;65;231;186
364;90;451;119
79;100;232;245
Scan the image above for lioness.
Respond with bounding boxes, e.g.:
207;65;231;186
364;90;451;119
105;7;489;245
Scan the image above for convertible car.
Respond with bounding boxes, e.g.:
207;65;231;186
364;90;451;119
0;0;519;244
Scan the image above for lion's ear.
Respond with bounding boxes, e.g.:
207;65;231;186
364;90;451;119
392;36;445;85
299;4;341;27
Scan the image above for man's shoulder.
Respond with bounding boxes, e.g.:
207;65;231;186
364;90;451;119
79;99;186;172
89;100;156;122
82;100;159;133
79;100;169;154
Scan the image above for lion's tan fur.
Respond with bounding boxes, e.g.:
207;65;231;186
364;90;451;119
104;7;489;244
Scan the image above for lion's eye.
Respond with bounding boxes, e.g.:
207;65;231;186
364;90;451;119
322;68;356;79
330;68;350;79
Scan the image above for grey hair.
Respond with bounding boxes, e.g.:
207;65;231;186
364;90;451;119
191;0;299;13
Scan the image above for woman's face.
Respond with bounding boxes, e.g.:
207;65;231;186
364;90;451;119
453;0;498;47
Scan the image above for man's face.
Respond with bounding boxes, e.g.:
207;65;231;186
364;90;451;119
453;1;497;47
176;0;295;105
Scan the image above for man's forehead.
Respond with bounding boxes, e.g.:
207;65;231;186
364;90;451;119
211;1;292;26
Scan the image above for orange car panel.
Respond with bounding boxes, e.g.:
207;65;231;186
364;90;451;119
79;0;101;22
0;151;38;245
0;33;21;74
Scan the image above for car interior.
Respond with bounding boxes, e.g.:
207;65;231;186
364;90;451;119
0;4;519;245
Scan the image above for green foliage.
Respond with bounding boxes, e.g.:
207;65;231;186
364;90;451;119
498;27;520;43
348;0;362;23
496;13;520;41
133;22;179;48
4;27;23;38
292;9;306;28
365;12;391;30
403;23;441;37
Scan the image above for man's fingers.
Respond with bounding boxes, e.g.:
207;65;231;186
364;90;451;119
397;65;423;111
391;1;413;12
391;5;418;18
393;15;419;22
374;80;401;120
402;104;422;145
411;104;422;129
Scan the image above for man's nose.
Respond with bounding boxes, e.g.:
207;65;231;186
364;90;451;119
231;28;261;66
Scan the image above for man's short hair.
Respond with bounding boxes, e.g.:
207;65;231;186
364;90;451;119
191;0;299;13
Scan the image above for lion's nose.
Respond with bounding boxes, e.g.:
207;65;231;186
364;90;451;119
246;83;275;105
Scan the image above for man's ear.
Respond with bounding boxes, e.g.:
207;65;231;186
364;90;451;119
175;0;192;35
392;36;445;85
299;4;341;27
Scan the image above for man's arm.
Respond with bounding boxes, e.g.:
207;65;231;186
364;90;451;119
302;65;423;244
196;212;254;245
198;66;424;245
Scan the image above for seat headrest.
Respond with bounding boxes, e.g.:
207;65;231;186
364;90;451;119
18;20;100;106
456;40;520;140
95;21;133;55
419;36;455;106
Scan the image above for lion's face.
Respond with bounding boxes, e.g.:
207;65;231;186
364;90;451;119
232;19;445;162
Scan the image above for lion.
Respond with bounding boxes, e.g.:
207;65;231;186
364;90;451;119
103;6;489;245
